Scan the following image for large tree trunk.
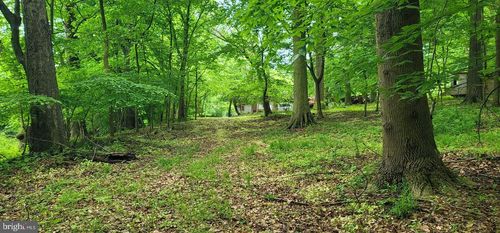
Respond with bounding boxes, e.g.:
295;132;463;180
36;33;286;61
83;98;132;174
288;1;314;129
375;0;454;195
22;0;67;152
466;0;484;103
494;0;500;106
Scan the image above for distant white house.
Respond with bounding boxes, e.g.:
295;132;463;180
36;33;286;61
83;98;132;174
449;73;467;96
238;103;292;114
449;72;497;97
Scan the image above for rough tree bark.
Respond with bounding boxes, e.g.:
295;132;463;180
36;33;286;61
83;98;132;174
288;1;314;129
22;0;67;152
466;0;484;103
375;0;455;195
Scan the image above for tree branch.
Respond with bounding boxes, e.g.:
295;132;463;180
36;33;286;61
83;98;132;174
0;0;25;71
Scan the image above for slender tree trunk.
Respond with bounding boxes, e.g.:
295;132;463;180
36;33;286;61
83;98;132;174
0;0;26;71
99;0;116;137
375;0;454;195
227;98;233;117
262;72;272;117
345;79;352;105
307;51;325;118
320;78;325;104
164;97;169;129
172;102;177;124
194;67;199;119
99;0;110;71
363;72;369;117
122;45;139;130
21;0;67;153
288;1;314;129
466;0;484;103
233;97;241;116
177;1;192;121
167;11;175;123
64;2;80;68
494;0;500;106
315;51;325;118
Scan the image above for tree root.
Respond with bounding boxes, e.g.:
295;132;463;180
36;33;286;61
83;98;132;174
377;159;458;197
287;112;315;129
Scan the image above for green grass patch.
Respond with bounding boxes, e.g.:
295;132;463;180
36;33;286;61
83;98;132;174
157;155;186;171
0;133;19;162
165;188;233;232
390;185;417;218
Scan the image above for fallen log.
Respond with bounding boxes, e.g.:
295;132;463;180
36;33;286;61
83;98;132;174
92;152;137;164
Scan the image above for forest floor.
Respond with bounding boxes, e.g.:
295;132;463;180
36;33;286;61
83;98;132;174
1;101;499;232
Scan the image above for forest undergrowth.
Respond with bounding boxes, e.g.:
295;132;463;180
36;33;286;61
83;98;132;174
0;102;498;232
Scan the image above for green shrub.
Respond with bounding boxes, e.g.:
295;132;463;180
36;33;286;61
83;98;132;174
390;185;417;218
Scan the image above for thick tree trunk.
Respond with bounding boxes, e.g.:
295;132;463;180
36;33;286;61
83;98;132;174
375;0;454;195
466;0;484;103
288;1;314;129
22;0;67;152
